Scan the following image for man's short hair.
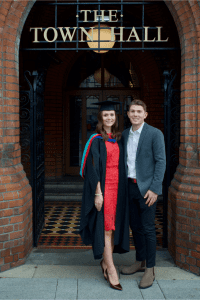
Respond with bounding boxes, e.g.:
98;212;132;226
129;99;147;112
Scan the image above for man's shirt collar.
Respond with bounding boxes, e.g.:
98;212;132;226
129;122;145;135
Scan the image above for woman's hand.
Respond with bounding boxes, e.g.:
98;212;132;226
94;194;103;211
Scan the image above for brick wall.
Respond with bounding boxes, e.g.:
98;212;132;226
0;0;35;272
0;0;200;275
166;0;200;275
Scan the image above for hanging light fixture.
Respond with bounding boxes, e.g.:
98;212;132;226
94;68;110;83
87;24;115;53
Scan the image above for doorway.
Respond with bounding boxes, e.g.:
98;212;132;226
64;89;140;175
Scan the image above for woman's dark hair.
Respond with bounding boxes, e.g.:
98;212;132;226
96;110;121;142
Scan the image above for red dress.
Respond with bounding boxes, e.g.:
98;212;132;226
104;133;120;231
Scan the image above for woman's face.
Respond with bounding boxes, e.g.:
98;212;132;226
102;110;116;130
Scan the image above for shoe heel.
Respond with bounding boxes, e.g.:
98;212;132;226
105;269;122;291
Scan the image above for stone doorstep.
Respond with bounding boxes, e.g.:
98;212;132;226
1;265;200;280
44;183;83;201
44;183;163;202
44;195;82;201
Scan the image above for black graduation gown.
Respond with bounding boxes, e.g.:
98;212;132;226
79;136;130;259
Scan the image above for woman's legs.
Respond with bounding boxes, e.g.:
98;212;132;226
103;230;119;285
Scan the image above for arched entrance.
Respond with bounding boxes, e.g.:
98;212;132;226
64;52;141;175
0;0;200;276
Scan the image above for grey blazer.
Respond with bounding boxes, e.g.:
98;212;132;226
122;122;166;197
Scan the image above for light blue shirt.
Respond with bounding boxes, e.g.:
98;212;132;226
127;122;144;178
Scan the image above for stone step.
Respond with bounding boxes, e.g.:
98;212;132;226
44;181;163;202
44;195;82;201
45;183;84;189
45;186;83;192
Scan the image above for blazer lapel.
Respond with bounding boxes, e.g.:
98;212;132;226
136;122;149;158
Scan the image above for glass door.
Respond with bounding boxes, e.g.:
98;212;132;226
65;90;140;175
65;91;102;175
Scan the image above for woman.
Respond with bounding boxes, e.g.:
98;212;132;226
79;100;129;291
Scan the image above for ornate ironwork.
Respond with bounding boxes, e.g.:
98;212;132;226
20;87;31;179
20;69;46;247
163;69;180;248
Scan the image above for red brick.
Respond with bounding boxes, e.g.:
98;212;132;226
10;230;24;240
191;219;200;227
177;215;190;225
4;241;14;248
4;225;13;233
190;203;200;210
4;255;14;264
3;209;13;217
177;261;190;271
177;231;189;240
3;191;18;200
186;209;197;218
191;251;200;259
10;258;25;269
0;176;11;184
177;247;189;256
0;257;4;266
14;224;19;231
1;249;10;258
191;235;200;244
11;245;25;254
10;215;24;224
180;254;185;263
0;234;9;242
176;200;190;208
192;186;200;194
0;202;9;209
189;265;200;275
186;257;196;266
0;263;10;272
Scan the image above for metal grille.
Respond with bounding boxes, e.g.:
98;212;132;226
21;70;46;247
163;69;180;248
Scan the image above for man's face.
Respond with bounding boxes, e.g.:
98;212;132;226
127;105;148;127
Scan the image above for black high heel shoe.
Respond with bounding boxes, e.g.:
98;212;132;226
100;259;107;281
105;269;123;291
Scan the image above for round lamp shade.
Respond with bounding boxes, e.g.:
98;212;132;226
94;68;110;84
87;24;115;53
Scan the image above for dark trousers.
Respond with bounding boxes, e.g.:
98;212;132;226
128;179;157;268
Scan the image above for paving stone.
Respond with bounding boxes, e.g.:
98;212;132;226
0;265;36;278
56;278;77;299
0;278;57;299
157;280;200;299
33;265;103;279
78;278;143;299
139;281;165;299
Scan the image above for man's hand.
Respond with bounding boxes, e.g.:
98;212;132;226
144;190;158;207
94;195;103;211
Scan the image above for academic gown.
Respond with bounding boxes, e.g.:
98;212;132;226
79;137;130;259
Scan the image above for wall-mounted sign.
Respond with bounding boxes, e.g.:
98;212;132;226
30;10;169;44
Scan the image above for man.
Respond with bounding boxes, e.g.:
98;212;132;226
121;99;166;289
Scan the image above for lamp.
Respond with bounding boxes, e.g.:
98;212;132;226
94;68;110;83
87;24;115;53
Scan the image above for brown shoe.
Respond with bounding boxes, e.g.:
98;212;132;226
139;267;155;289
120;260;146;275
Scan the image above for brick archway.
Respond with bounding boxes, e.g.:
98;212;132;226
0;0;200;274
164;0;200;275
